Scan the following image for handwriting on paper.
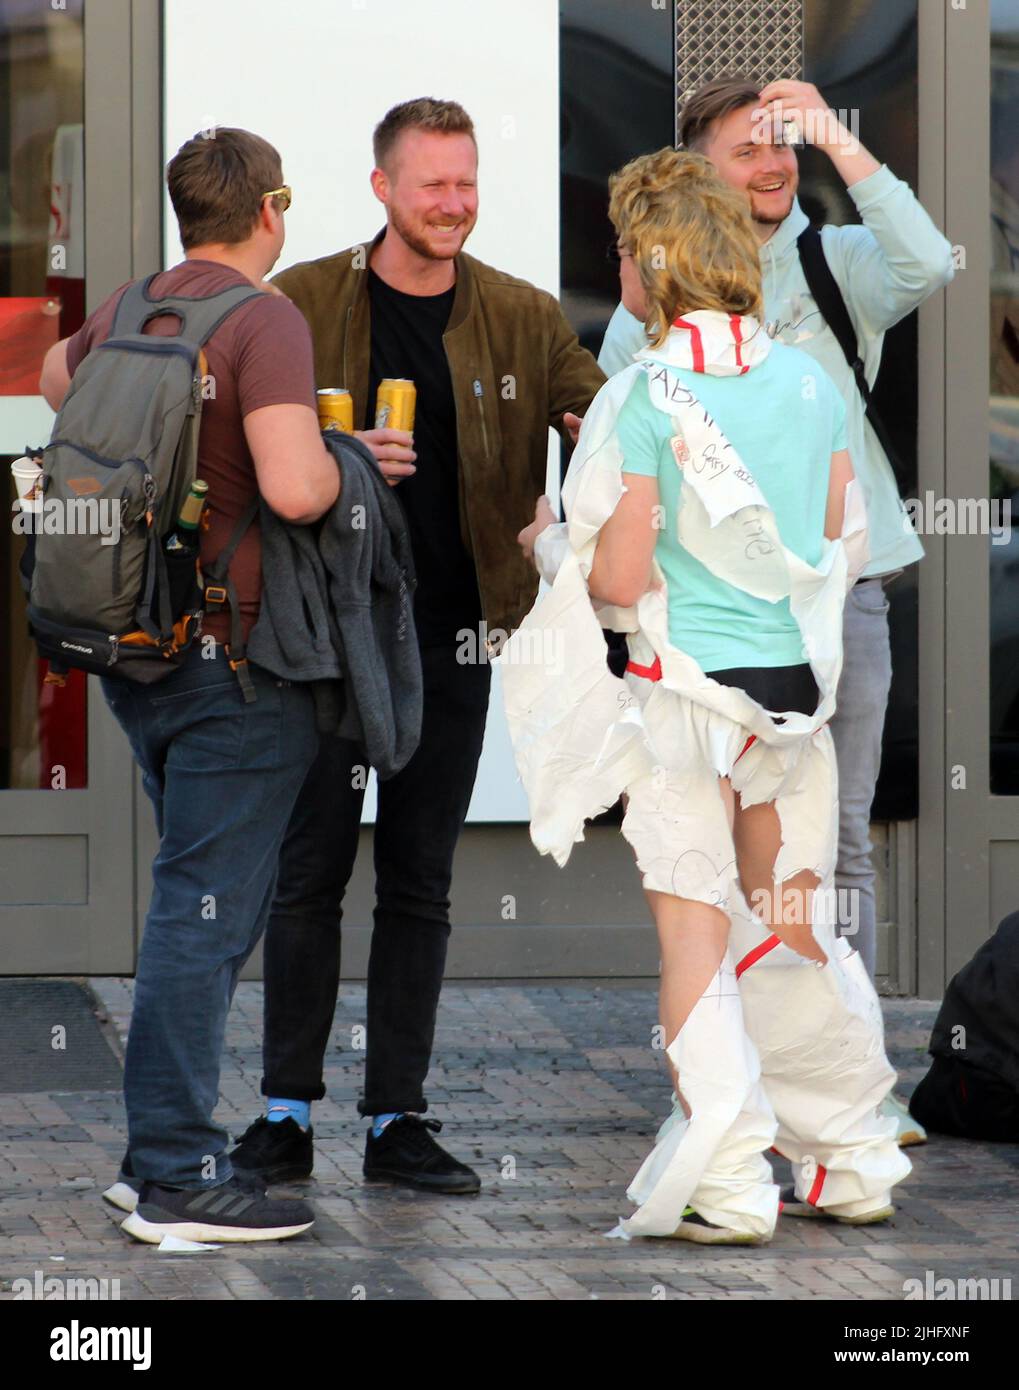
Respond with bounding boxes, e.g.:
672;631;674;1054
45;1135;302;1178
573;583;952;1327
742;509;775;559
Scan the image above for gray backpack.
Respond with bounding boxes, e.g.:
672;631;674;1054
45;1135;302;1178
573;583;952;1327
25;276;265;697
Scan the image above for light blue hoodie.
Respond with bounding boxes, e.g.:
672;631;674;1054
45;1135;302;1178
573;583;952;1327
598;166;956;576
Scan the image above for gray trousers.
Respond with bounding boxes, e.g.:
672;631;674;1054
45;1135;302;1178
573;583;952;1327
828;576;895;980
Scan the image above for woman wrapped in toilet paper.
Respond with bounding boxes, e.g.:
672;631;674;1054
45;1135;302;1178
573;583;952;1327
503;148;910;1244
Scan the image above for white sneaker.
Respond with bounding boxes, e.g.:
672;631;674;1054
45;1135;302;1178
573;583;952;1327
881;1092;927;1146
670;1208;770;1246
780;1185;894;1224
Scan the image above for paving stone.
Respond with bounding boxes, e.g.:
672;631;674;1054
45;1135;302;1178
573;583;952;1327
1;983;1017;1300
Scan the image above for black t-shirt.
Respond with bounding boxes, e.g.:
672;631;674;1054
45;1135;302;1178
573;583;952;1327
367;268;482;647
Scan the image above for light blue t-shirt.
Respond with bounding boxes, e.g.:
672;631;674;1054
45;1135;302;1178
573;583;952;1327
616;343;847;671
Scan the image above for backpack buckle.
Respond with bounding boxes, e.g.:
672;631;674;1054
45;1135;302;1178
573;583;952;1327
204;585;227;607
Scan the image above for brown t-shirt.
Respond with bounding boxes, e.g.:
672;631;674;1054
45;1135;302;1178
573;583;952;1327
65;259;317;643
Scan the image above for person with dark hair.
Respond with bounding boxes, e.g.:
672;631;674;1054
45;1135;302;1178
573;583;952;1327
229;97;605;1195
599;75;955;1144
39;128;342;1243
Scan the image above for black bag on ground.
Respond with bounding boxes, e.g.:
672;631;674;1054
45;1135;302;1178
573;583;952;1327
909;910;1019;1141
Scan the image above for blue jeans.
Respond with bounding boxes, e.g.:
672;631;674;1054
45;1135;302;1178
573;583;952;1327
102;644;318;1188
829;577;895;980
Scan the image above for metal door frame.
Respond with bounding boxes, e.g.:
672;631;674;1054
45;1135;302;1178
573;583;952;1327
0;0;161;974
914;0;950;996
934;0;1019;989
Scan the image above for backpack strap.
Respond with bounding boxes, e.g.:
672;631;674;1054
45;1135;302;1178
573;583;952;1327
111;276;267;348
134;524;173;643
202;497;261;703
110;276;162;338
796;225;909;494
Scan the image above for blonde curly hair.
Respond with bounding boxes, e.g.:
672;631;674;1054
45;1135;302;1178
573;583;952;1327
608;147;763;348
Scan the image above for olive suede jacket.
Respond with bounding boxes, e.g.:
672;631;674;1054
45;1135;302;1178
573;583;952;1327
273;232;606;635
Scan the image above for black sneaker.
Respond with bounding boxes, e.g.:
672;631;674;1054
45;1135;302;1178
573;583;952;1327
101;1151;141;1214
120;1173;314;1244
231;1115;314;1184
363;1115;481;1195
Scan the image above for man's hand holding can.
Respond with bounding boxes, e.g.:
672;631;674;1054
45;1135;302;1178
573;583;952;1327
354;427;417;485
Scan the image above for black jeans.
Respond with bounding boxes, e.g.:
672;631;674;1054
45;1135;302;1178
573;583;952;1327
261;644;491;1115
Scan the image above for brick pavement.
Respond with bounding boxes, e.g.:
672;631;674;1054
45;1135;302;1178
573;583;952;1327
2;981;1018;1301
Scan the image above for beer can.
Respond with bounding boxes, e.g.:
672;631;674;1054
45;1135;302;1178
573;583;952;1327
317;388;354;433
374;378;416;432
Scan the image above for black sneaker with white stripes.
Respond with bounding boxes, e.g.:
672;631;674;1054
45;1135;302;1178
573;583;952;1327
120;1174;314;1244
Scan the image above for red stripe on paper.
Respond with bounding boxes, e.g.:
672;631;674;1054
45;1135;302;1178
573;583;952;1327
806;1163;827;1207
673;317;705;373
625;655;663;682
735;933;781;979
730;314;750;375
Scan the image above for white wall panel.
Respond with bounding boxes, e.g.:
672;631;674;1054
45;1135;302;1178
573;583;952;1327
164;0;562;822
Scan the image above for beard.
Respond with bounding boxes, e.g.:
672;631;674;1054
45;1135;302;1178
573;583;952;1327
748;185;797;227
390;204;475;261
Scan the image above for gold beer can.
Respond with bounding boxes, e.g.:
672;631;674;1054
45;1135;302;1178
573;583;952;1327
317;388;354;433
374;378;416;432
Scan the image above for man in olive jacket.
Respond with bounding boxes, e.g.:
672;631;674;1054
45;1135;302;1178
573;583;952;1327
231;97;605;1193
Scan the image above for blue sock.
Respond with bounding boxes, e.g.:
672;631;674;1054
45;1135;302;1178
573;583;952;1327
371;1111;404;1138
266;1098;310;1129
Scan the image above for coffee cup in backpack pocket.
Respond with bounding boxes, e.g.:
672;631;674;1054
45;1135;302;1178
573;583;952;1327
11;457;44;513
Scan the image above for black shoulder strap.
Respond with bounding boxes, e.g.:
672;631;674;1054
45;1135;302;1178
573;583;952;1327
797;226;909;493
797;227;864;392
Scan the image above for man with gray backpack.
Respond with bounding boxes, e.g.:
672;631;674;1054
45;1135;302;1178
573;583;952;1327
36;127;340;1243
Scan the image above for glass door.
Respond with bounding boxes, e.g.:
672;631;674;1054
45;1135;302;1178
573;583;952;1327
1;0;88;795
0;0;160;974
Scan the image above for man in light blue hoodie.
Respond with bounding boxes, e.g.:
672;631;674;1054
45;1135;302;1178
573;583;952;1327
598;76;954;1142
602;79;951;941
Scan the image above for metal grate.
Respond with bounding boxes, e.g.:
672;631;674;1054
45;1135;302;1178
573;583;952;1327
676;0;805;140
